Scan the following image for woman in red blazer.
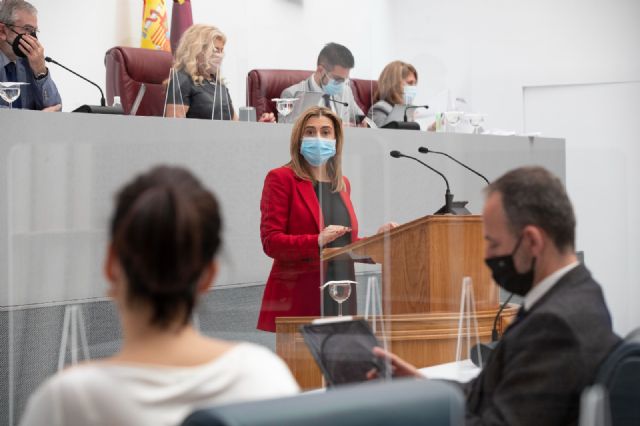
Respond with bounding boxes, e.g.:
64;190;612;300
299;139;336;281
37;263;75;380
257;106;395;332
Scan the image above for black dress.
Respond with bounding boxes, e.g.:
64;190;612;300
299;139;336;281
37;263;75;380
166;69;234;120
315;182;357;316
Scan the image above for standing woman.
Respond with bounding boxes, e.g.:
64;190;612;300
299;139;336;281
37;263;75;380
164;24;274;122
257;106;395;332
368;60;418;128
20;166;298;426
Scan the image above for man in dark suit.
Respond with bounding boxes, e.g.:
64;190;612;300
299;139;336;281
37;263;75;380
375;166;620;426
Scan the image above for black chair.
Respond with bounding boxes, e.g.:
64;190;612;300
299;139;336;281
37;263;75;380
591;330;640;426
181;379;464;426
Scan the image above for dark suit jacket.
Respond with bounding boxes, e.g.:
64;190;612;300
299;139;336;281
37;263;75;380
257;166;359;332
464;264;620;426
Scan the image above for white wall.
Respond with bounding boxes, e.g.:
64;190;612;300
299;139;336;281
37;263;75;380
28;0;640;334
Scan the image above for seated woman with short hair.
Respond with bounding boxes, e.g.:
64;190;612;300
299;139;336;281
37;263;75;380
20;166;299;426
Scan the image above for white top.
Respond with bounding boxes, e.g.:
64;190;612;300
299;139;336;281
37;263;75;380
19;342;300;426
524;261;580;310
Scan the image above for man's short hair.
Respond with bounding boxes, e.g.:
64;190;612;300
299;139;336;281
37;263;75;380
0;0;37;26
487;166;576;251
317;42;355;70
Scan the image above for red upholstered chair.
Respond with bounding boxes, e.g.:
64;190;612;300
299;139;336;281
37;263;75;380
351;78;378;116
246;69;378;121
246;69;313;120
105;46;173;116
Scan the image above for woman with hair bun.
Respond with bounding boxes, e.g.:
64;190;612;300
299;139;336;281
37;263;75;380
20;166;298;426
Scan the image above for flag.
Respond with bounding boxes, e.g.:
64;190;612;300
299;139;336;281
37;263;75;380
141;0;171;51
170;0;193;53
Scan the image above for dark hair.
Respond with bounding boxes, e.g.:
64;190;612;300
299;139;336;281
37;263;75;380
110;166;222;329
317;42;355;69
487;166;575;251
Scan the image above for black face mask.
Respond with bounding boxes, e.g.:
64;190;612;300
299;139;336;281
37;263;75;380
485;235;536;297
6;26;37;59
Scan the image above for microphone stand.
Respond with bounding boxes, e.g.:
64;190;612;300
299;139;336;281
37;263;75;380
45;56;106;106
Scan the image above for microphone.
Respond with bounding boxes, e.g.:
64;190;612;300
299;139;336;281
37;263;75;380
45;56;106;106
404;104;429;122
470;293;514;368
389;150;454;214
329;97;349;107
418;147;490;185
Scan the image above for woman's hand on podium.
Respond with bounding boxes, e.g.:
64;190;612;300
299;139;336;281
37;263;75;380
376;221;399;234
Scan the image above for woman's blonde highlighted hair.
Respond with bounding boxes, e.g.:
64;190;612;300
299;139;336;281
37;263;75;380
173;24;227;85
287;106;346;193
374;60;418;105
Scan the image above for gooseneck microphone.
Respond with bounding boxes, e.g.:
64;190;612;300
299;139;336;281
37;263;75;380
470;293;514;368
404;104;429;122
418;146;490;185
45;56;106;106
389;150;454;214
330;98;349;107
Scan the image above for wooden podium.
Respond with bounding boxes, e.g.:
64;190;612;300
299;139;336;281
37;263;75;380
276;215;506;389
322;215;498;314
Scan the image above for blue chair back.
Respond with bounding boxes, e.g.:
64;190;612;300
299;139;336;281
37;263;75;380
181;379;464;426
594;335;640;426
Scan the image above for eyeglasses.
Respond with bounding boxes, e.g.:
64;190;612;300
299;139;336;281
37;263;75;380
8;24;39;35
321;65;348;84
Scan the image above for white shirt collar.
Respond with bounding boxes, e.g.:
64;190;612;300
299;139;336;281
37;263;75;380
524;261;580;311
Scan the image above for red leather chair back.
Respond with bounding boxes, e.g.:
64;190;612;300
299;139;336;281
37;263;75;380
351;78;378;116
246;69;313;120
105;46;173;116
247;69;378;121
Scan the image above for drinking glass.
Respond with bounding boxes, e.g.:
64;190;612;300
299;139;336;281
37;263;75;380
327;281;353;317
272;98;297;118
466;114;486;134
444;110;464;131
0;82;25;109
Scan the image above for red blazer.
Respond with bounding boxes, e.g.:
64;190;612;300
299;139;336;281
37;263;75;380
257;166;359;332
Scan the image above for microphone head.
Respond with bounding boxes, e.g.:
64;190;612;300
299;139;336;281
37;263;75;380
418;147;429;154
45;56;52;62
389;150;402;158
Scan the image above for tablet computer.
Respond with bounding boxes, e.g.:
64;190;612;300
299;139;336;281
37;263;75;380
300;319;388;387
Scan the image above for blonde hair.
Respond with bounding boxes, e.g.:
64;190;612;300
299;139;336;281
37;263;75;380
287;106;346;193
173;24;227;85
374;61;418;105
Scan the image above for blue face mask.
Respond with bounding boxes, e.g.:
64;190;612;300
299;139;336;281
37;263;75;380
322;76;345;97
300;137;336;167
403;85;418;105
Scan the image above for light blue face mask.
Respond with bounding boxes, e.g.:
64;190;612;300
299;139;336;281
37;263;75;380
322;76;345;97
403;84;418;105
300;137;336;166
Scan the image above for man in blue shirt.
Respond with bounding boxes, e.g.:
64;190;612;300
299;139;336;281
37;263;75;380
0;0;61;111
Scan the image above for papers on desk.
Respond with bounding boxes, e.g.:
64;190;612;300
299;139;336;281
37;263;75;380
419;359;481;383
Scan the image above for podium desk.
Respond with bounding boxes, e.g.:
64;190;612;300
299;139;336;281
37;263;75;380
276;305;518;390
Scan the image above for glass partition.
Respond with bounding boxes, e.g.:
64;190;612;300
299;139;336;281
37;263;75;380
2;0;639;424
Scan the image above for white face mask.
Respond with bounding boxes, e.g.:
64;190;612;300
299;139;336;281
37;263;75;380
209;52;224;70
403;84;418;105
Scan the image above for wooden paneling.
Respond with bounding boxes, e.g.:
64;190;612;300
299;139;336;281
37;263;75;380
276;305;518;390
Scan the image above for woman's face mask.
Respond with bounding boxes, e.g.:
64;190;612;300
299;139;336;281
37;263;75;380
300;137;336;167
403;84;418;105
207;51;224;76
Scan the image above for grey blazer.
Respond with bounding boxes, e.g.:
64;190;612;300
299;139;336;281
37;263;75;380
463;264;620;426
367;100;393;128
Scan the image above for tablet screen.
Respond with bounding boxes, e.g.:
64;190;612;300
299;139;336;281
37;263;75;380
300;319;387;387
